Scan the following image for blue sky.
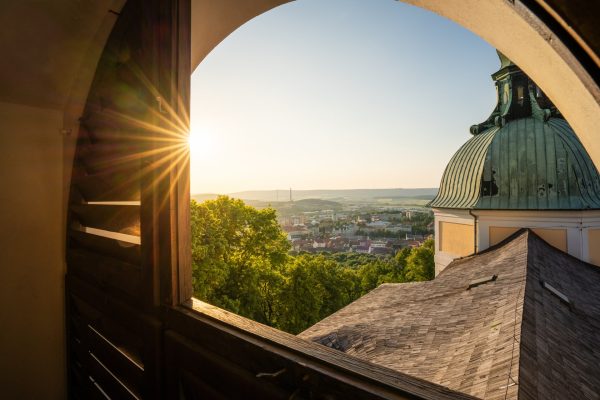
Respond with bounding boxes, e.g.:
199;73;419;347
189;0;498;194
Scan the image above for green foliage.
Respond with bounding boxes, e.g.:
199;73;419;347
279;255;357;333
404;239;435;281
191;197;435;334
191;196;290;325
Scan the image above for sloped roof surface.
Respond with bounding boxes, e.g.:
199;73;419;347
428;118;600;210
299;230;600;399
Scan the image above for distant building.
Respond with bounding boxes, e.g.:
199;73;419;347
365;221;390;229
312;239;327;249
386;224;412;233
379;213;403;221
351;245;370;254
368;241;392;255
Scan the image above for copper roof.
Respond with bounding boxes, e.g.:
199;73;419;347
428;118;600;210
299;230;600;399
430;53;600;211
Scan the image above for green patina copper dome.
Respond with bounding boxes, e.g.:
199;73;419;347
429;53;600;210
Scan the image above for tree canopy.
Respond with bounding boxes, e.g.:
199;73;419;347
191;196;435;334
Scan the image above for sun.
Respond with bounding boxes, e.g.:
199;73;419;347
187;129;215;159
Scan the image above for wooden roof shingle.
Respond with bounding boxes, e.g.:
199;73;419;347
299;230;600;399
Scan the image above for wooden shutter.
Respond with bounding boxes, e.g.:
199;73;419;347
66;0;190;398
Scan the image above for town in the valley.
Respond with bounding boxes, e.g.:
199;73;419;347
192;189;437;257
277;204;433;256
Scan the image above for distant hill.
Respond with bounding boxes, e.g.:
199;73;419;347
191;193;220;203
190;189;438;211
220;188;438;202
242;198;344;216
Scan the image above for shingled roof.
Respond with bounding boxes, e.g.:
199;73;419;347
299;230;600;399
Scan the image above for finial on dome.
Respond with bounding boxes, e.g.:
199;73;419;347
469;50;559;135
496;50;513;69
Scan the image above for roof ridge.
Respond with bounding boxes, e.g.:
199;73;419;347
517;227;600;398
525;228;600;275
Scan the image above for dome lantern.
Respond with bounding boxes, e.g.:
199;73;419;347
470;51;560;135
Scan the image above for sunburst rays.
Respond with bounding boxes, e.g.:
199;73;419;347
78;60;193;246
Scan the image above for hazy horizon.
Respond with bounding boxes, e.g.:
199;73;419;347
189;0;497;194
192;186;438;195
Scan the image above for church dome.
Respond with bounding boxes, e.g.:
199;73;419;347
429;53;600;210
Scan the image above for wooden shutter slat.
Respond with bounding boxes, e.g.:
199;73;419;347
70;204;140;234
166;330;291;399
87;351;140;400
86;324;145;396
71;162;141;202
69;347;109;400
81;118;146;144
69;230;140;265
67;248;142;302
76;141;146;175
178;369;229;400
70;315;137;400
69;293;144;369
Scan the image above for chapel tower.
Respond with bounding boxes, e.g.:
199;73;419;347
429;52;600;274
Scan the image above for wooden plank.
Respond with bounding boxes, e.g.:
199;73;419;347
70;357;112;400
69;320;123;400
69;229;141;265
69;282;141;339
69;335;95;399
174;0;193;304
86;378;114;400
67;276;162;378
81;106;152;143
71;161;141;202
165;330;292;399
87;350;140;400
67;248;143;302
69;297;145;381
70;204;140;235
76;140;145;176
68;279;162;399
165;300;477;400
87;324;145;397
178;369;230;400
71;286;159;400
140;315;162;400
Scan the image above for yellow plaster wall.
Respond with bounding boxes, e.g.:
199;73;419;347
489;227;520;246
439;221;474;256
588;229;600;266
489;226;567;251
533;228;568;252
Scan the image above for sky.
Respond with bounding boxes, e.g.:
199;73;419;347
189;0;499;195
